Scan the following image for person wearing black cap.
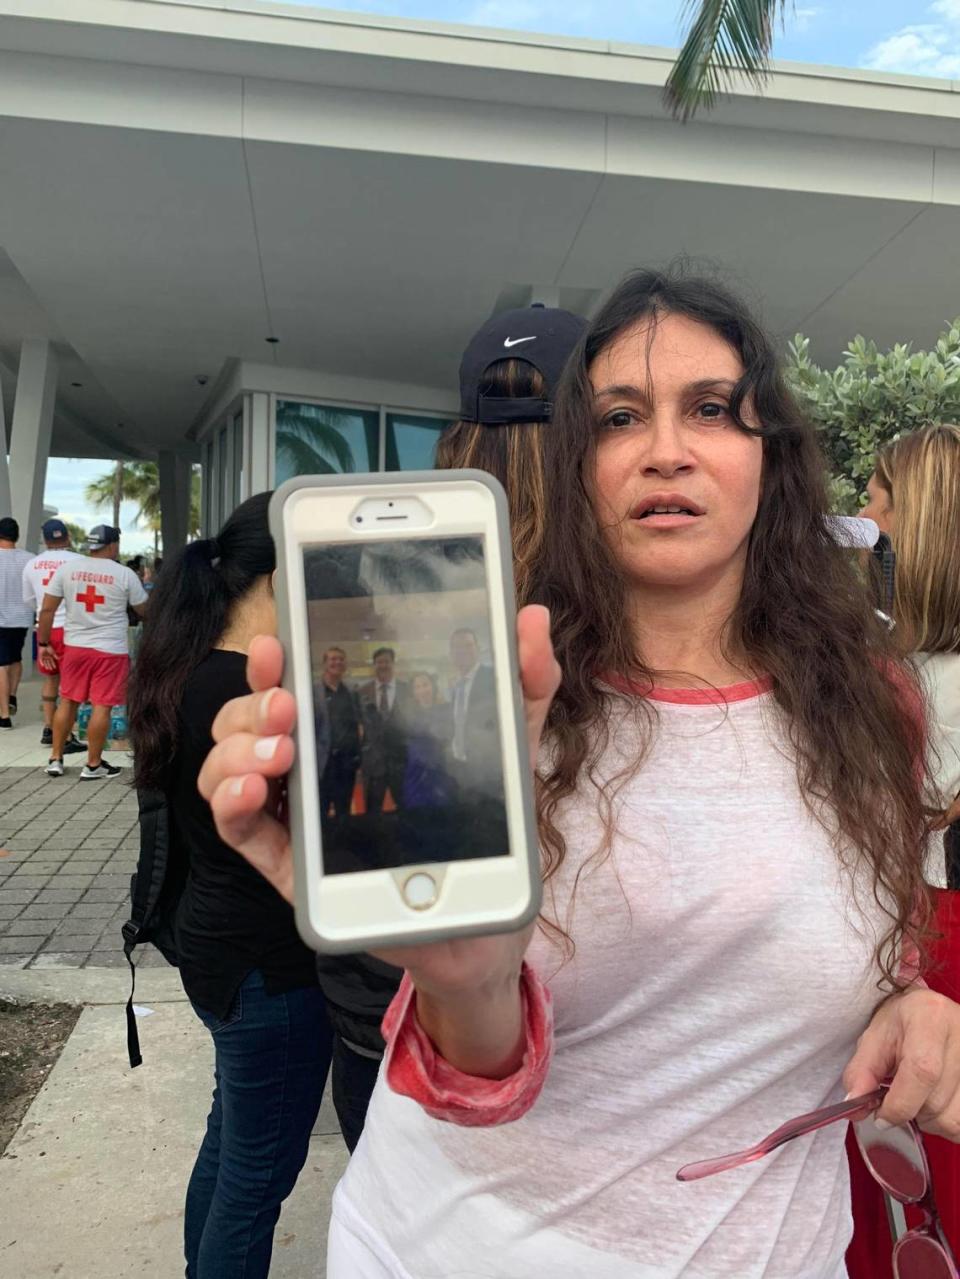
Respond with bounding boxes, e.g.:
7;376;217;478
436;303;587;605
0;516;33;728
22;519;85;749
312;304;587;1154
37;524;147;778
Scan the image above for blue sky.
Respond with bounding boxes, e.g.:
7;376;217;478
44;2;958;541
277;0;960;77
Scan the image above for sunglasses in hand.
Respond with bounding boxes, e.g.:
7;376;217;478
676;1086;957;1279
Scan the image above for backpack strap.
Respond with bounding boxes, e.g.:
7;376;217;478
122;787;173;1068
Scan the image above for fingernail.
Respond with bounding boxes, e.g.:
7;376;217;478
843;1092;853;1102
229;777;245;797
254;735;281;761
259;687;279;722
874;1118;893;1131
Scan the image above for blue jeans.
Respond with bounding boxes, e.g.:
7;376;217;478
184;970;333;1278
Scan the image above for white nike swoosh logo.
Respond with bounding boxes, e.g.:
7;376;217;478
503;336;536;348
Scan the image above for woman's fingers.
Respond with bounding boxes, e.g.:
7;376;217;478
246;633;285;691
843;989;960;1139
208;772;295;904
210;685;297;745
517;605;561;771
198;730;295;803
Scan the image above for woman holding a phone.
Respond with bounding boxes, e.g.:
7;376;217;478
199;269;960;1278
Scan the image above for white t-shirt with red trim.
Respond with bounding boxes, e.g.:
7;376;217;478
22;549;82;629
45;556;146;655
332;678;890;1279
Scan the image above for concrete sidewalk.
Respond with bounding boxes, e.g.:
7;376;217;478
0;966;348;1277
0;680;348;1275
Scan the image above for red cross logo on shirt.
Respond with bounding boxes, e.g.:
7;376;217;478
76;584;105;613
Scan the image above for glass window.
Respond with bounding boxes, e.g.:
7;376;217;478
275;400;378;484
385;412;452;471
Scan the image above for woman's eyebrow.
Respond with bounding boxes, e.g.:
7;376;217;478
592;383;652;404
687;378;738;395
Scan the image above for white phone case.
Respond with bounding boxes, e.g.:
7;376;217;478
270;470;541;954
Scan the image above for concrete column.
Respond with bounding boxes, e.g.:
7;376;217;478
9;340;57;550
0;377;11;519
248;392;271;494
158;450;193;553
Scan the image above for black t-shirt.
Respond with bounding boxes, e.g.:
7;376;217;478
323;681;361;756
171;649;318;1018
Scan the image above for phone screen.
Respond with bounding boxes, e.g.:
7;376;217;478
303;535;510;876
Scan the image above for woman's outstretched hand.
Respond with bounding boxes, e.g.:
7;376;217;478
198;606;561;1077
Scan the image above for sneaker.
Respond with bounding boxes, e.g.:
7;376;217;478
80;759;121;781
64;735;86;755
0;717;11;730
9;695;17;714
46;757;64;777
40;727;53;746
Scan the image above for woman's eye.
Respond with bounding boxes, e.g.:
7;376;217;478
695;402;729;424
600;409;637;430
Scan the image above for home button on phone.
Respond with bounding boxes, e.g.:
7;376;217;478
402;872;438;911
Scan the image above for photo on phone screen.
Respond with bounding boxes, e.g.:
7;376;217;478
304;535;510;876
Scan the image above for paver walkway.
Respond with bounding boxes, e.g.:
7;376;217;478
0;677;150;969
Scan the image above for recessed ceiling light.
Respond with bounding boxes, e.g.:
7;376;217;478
265;336;279;344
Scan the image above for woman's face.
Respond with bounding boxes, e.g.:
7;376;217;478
412;675;435;707
590;313;764;597
860;473;894;536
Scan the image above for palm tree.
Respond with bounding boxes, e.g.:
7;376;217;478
86;460;201;548
666;0;786;121
84;461;147;528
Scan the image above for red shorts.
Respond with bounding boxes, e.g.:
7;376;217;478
37;627;66;675
59;646;129;708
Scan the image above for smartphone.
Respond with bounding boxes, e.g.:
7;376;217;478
270;470;540;954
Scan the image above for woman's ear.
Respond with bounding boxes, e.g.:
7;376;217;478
270;568;278;595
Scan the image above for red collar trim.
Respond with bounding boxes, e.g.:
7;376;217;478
604;672;774;705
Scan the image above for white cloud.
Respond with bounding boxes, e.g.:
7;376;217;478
863;4;960;78
792;7;821;33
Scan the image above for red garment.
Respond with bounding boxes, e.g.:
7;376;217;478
382;963;553;1126
59;645;129;706
847;889;960;1277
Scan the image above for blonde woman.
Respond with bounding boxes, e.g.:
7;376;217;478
862;423;960;886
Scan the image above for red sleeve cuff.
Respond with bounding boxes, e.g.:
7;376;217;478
381;962;554;1127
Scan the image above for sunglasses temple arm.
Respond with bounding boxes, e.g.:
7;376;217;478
677;1089;886;1181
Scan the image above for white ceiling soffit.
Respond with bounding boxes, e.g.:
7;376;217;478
0;0;957;458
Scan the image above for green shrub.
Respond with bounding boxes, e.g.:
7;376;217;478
785;322;960;512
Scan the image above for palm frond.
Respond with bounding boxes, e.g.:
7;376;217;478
276;410;357;474
665;0;788;122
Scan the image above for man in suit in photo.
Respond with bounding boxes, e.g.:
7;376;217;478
359;646;410;813
317;646;362;819
448;628;500;802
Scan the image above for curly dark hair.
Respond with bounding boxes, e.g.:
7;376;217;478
532;266;932;988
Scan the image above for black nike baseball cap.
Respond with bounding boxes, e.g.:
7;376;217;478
458;305;587;425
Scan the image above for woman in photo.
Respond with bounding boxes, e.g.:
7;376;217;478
861;422;960;888
128;493;333;1279
402;671;453;809
199;267;960;1278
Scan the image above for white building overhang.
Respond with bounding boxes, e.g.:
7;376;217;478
0;0;957;460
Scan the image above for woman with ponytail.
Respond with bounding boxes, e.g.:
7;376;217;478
128;492;332;1279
